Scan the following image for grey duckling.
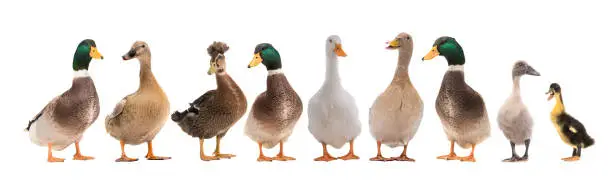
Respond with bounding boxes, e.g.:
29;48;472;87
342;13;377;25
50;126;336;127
497;60;540;162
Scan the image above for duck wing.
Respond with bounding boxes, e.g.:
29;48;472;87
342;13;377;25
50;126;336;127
191;90;217;108
106;96;128;121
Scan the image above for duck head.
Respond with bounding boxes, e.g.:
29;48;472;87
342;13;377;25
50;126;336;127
122;41;150;61
386;32;413;51
513;60;540;78
248;43;282;70
73;39;104;71
546;83;562;101
326;35;347;57
208;54;226;75
422;36;465;66
207;42;230;75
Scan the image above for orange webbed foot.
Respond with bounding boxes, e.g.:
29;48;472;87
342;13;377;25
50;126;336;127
314;154;337;162
562;156;580;162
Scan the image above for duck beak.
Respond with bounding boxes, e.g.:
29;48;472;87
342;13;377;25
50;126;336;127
122;49;136;61
90;47;104;60
207;63;216;75
422;46;439;61
386;39;400;50
335;44;347;57
527;66;541;76
546;90;554;101
248;53;263;68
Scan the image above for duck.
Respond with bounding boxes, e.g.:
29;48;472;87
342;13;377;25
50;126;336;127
170;42;247;161
105;41;171;162
421;36;491;162
546;83;594;161
245;43;303;162
369;32;423;162
497;60;540;162
308;35;360;162
25;39;103;162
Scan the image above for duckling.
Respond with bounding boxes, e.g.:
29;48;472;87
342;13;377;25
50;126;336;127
105;41;171;162
546;83;594;161
245;43;303;162
369;32;423;162
25;39;103;162
497;60;540;162
308;35;360;162
171;42;247;161
422;36;491;162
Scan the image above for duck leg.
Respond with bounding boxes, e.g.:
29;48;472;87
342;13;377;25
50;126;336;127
115;140;138;162
273;141;296;161
256;142;273;162
314;143;336;161
502;141;520;162
459;144;477;162
72;141;94;160
391;145;415;161
562;146;581;161
200;138;219;161
369;141;390;161
213;135;235;159
520;139;530;161
437;141;459;160
338;140;359;160
145;140;171;160
47;143;64;162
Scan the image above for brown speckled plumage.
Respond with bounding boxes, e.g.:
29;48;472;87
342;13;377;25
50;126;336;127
171;42;247;139
245;73;303;148
27;77;100;150
436;70;490;148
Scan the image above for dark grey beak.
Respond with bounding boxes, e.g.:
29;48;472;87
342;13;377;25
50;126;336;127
526;66;540;76
122;49;136;61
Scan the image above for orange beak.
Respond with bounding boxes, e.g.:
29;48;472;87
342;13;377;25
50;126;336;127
334;44;347;57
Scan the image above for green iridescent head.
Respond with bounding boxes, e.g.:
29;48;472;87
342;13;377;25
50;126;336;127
73;39;103;71
248;43;282;70
422;36;465;66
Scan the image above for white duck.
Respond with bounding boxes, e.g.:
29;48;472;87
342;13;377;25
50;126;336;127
497;60;540;162
308;35;361;161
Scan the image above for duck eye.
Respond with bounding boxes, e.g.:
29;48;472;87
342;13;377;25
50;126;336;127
328;39;332;43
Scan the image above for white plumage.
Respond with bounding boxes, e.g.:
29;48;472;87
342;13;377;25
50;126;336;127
308;35;361;149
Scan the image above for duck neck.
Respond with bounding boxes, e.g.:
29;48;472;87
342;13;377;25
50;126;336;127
324;51;341;86
551;94;565;116
137;53;160;91
511;76;522;97
215;72;236;93
392;48;409;78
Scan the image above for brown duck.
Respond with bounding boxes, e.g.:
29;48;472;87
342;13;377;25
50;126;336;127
245;43;303;162
105;41;171;162
171;42;247;161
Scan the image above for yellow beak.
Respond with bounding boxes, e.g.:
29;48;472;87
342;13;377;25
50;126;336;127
207;62;216;75
422;46;439;61
248;53;263;68
334;44;347;57
386;39;400;49
90;47;104;60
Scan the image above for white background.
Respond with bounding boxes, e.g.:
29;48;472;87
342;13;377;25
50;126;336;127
1;0;610;180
